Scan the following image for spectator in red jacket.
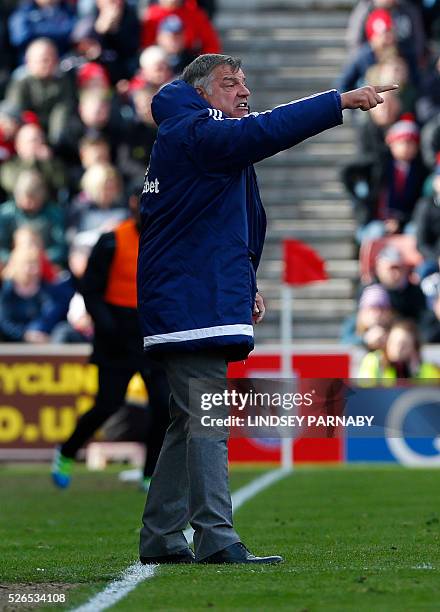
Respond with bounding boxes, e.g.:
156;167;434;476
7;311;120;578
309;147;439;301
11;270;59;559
141;0;221;56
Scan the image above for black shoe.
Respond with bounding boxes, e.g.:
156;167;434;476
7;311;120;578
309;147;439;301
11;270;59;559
140;548;195;564
199;542;283;564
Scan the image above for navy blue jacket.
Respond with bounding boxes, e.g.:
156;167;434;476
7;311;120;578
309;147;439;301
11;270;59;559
137;80;343;360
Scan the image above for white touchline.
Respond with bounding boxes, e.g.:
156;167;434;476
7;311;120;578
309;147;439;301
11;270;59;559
71;467;290;612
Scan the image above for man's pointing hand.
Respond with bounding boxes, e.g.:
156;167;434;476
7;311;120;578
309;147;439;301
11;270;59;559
340;84;399;111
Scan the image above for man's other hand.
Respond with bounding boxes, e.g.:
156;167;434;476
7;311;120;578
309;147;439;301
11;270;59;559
341;84;399;111
253;292;265;324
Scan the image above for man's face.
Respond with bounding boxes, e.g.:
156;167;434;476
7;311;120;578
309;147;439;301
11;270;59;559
198;65;250;118
15;125;45;160
16;191;44;213
26;43;58;79
141;58;171;88
79;97;110;128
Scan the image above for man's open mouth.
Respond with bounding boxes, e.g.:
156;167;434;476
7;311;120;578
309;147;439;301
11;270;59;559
236;102;249;109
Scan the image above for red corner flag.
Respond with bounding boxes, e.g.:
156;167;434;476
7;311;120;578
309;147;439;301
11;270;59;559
283;239;328;286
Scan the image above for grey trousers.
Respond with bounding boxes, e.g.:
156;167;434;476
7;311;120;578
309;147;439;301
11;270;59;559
139;350;241;561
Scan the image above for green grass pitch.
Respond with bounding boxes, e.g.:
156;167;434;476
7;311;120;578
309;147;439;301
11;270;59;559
1;464;440;611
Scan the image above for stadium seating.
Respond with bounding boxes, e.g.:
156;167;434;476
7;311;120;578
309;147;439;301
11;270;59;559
217;0;359;342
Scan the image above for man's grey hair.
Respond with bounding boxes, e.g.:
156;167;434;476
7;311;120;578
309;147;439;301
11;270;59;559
182;54;242;94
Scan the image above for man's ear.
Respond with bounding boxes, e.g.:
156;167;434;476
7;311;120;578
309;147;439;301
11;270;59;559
196;86;208;101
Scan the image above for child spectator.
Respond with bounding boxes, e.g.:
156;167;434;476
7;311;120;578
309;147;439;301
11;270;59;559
5;38;76;138
0;245;73;343
0;169;66;266
8;0;77;62
358;319;439;379
67;162;128;245
141;0;221;56
0;122;67;199
343;114;427;242
72;0;140;84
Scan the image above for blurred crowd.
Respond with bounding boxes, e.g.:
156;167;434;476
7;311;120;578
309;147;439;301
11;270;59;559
2;0;440;373
339;0;440;373
0;0;220;344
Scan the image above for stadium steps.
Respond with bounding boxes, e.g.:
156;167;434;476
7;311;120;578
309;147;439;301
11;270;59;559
216;0;357;342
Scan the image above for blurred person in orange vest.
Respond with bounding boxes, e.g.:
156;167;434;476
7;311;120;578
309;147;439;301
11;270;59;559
51;182;170;490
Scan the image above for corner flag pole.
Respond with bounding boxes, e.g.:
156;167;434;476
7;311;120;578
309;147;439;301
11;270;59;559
280;238;328;471
280;284;294;471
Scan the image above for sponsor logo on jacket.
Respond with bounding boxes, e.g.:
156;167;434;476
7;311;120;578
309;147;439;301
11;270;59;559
143;176;160;194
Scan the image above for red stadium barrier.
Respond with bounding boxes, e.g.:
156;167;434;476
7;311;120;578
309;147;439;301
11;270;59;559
227;350;350;464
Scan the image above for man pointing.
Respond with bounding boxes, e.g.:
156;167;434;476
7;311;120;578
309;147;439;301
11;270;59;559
137;53;397;564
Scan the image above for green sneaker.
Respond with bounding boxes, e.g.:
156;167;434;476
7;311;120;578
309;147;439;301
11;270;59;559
51;447;73;489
